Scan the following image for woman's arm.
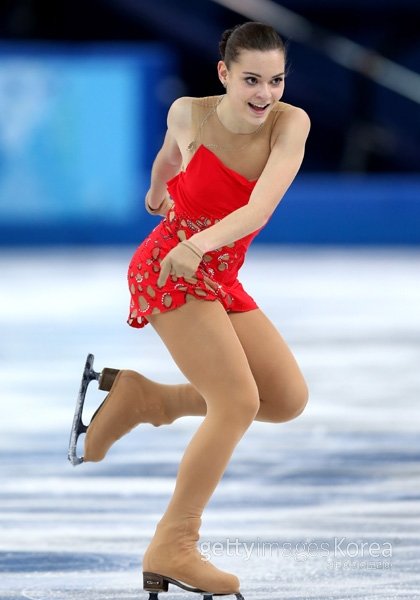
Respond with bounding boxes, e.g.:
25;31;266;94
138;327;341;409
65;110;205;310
146;98;189;210
189;107;311;253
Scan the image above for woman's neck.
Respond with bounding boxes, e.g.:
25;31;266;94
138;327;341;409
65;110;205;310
215;95;263;135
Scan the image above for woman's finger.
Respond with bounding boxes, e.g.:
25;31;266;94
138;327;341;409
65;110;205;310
157;258;172;288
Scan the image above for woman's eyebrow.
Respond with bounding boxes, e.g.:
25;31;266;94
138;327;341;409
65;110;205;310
242;71;285;77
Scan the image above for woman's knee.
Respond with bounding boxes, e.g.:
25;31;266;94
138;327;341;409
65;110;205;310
262;378;309;423
233;383;260;423
208;376;260;426
287;380;309;420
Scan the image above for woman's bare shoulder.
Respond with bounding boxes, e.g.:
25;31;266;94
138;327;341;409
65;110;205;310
272;101;309;120
269;101;310;146
168;96;219;129
167;97;193;130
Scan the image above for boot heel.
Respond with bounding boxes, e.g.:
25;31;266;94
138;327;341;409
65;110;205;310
98;368;120;391
143;572;169;592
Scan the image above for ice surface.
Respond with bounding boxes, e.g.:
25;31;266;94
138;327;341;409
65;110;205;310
1;246;420;599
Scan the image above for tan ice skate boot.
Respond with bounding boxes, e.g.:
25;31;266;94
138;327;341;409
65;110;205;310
83;368;173;462
142;517;243;598
68;353;207;467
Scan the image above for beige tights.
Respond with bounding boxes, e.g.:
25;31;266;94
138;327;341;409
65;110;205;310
154;302;309;426
150;377;300;425
85;299;308;594
140;298;263;594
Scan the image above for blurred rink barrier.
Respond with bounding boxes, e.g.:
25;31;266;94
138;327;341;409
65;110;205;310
0;42;419;247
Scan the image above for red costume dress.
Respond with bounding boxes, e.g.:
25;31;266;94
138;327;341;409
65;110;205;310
127;96;281;329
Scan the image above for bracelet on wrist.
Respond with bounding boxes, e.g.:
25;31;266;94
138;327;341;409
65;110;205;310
145;196;166;215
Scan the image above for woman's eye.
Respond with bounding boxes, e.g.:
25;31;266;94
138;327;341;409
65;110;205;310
271;77;284;86
245;77;258;85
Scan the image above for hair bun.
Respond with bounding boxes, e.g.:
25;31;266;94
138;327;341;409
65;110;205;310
219;26;239;60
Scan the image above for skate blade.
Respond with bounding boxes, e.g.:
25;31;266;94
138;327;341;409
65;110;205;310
145;589;245;599
67;353;100;466
143;571;245;599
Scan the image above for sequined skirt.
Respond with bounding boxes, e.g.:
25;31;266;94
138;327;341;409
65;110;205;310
127;207;258;329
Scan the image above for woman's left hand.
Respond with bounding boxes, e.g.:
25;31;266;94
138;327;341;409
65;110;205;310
157;240;203;288
145;192;174;217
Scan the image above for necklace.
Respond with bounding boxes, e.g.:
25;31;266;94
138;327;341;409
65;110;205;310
187;95;266;153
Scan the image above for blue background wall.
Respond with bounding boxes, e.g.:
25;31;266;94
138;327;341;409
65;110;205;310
0;41;419;247
0;43;174;246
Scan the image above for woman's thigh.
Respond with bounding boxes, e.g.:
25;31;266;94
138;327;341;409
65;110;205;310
228;309;309;422
146;298;259;421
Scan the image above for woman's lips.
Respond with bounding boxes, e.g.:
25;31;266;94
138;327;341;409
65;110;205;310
248;102;270;115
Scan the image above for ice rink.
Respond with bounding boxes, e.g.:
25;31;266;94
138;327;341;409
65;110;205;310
1;245;419;600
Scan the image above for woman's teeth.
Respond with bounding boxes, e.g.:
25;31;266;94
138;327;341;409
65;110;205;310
249;102;269;112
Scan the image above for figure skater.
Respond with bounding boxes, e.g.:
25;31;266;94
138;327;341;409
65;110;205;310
71;21;310;600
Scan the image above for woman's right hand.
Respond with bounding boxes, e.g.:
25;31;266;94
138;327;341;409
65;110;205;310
157;240;204;288
145;191;174;217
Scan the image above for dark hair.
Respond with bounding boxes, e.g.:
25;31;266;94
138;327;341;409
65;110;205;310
219;22;286;68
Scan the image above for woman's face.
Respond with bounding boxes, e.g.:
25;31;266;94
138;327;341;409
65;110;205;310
218;49;285;127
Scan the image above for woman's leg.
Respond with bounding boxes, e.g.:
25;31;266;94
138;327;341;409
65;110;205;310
152;307;308;424
228;309;309;422
84;306;308;462
146;296;259;520
153;307;308;423
142;297;259;593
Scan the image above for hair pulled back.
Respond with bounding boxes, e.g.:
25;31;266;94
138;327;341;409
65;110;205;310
219;22;285;68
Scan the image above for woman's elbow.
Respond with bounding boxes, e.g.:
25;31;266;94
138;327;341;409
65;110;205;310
248;204;273;230
256;208;271;229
